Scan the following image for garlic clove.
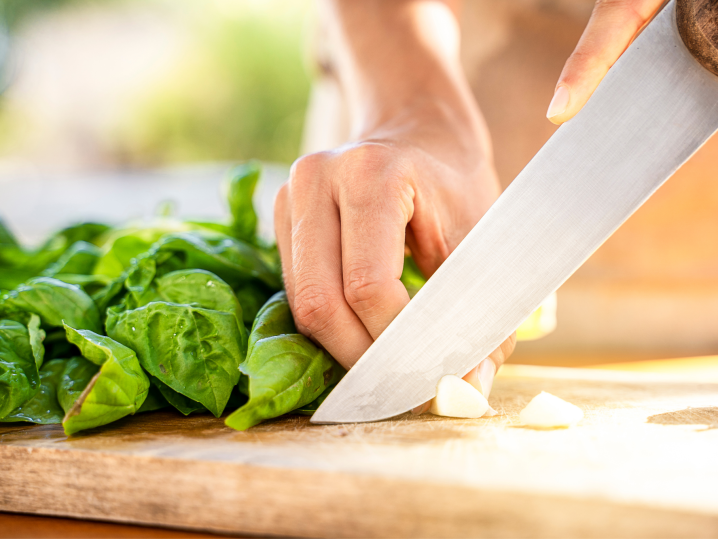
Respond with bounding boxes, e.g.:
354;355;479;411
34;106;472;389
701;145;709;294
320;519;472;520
430;375;490;418
519;391;583;428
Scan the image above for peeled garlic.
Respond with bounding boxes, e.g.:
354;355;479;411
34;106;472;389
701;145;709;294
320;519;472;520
430;375;490;418
519;391;583;428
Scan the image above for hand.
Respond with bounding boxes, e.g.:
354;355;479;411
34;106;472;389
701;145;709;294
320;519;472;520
274;0;517;407
275;101;516;365
546;0;667;124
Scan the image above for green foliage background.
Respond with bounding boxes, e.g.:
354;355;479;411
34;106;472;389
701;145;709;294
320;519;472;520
0;0;313;166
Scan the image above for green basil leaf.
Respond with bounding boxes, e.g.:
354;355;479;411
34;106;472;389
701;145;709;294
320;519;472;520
0;221;108;291
247;291;295;352
155;269;245;325
92;272;128;314
50;274;112;297
226;161;260;244
41;241;101;278
148;375;206;416
152;232;281;290
0;318;43;419
225;292;345;431
93;221;222;279
93;225;182;279
293;384;337;416
62;324;150;435
0;217;19;249
57;356;99;413
43;329;78;361
106;301;245;418
27;313;45;369
137;383;169;413
0;277;101;333
234;284;272;326
44;222;111;249
2;358;66;424
225;334;342;431
400;255;426;299
123;257;162;309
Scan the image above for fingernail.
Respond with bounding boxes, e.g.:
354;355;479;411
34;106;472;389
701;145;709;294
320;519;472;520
478;358;496;399
546;85;570;119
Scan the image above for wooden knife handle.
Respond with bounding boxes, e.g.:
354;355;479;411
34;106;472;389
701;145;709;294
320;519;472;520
677;0;718;76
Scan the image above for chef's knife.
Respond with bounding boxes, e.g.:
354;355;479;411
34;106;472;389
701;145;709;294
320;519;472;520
312;0;718;424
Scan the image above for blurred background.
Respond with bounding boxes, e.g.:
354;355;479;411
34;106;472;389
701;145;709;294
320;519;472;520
0;0;717;362
0;0;312;172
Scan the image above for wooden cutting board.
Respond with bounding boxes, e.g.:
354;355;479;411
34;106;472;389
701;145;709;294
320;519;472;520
2;363;718;539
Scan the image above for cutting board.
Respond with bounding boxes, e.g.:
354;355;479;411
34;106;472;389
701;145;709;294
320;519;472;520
2;363;718;538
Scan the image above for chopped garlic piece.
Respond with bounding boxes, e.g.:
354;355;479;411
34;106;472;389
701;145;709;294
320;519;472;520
430;375;490;418
519;391;583;428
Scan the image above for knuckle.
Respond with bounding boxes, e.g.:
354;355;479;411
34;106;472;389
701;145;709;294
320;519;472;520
292;283;341;336
342;142;393;168
343;265;385;312
592;0;644;31
290;152;329;186
593;0;631;12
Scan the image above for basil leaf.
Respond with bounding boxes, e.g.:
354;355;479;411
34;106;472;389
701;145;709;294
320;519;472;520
2;358;66;424
43;329;79;361
62;324;150;435
293;384;337;416
149;375;206;416
92;272;129;314
106;297;246;417
247;291;295;352
44;222;111;248
225;292;344;431
158;269;239;312
93;224;187;279
26;313;45;369
234;284;271;325
226;161;260;244
57;356;99;413
152;232;281;290
41;241;101;278
0;318;43;419
0;218;19;249
136;383;169;413
225;334;342;431
0;277;101;333
400;255;426;299
92;222;225;279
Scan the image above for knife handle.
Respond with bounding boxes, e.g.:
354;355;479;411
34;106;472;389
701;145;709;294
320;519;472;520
677;0;718;76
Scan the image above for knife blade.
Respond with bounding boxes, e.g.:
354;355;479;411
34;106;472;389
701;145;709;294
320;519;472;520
312;0;718;424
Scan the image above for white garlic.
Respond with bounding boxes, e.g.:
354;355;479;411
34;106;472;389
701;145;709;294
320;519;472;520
519;391;583;428
430;375;490;418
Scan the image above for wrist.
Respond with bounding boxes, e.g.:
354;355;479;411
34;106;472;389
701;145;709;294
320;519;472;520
356;92;493;178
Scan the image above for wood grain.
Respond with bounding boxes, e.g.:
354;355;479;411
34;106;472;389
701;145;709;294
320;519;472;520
2;364;718;538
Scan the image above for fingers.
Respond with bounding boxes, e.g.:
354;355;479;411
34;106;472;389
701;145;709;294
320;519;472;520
463;332;517;399
274;183;294;304
339;146;414;339
547;0;666;124
281;154;374;370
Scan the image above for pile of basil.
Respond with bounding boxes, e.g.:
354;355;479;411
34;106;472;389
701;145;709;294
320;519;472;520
0;163;362;435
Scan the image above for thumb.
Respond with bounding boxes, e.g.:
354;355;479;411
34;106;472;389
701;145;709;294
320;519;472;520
546;0;666;125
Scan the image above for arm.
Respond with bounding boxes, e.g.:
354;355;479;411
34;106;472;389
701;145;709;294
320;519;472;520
275;0;515;400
